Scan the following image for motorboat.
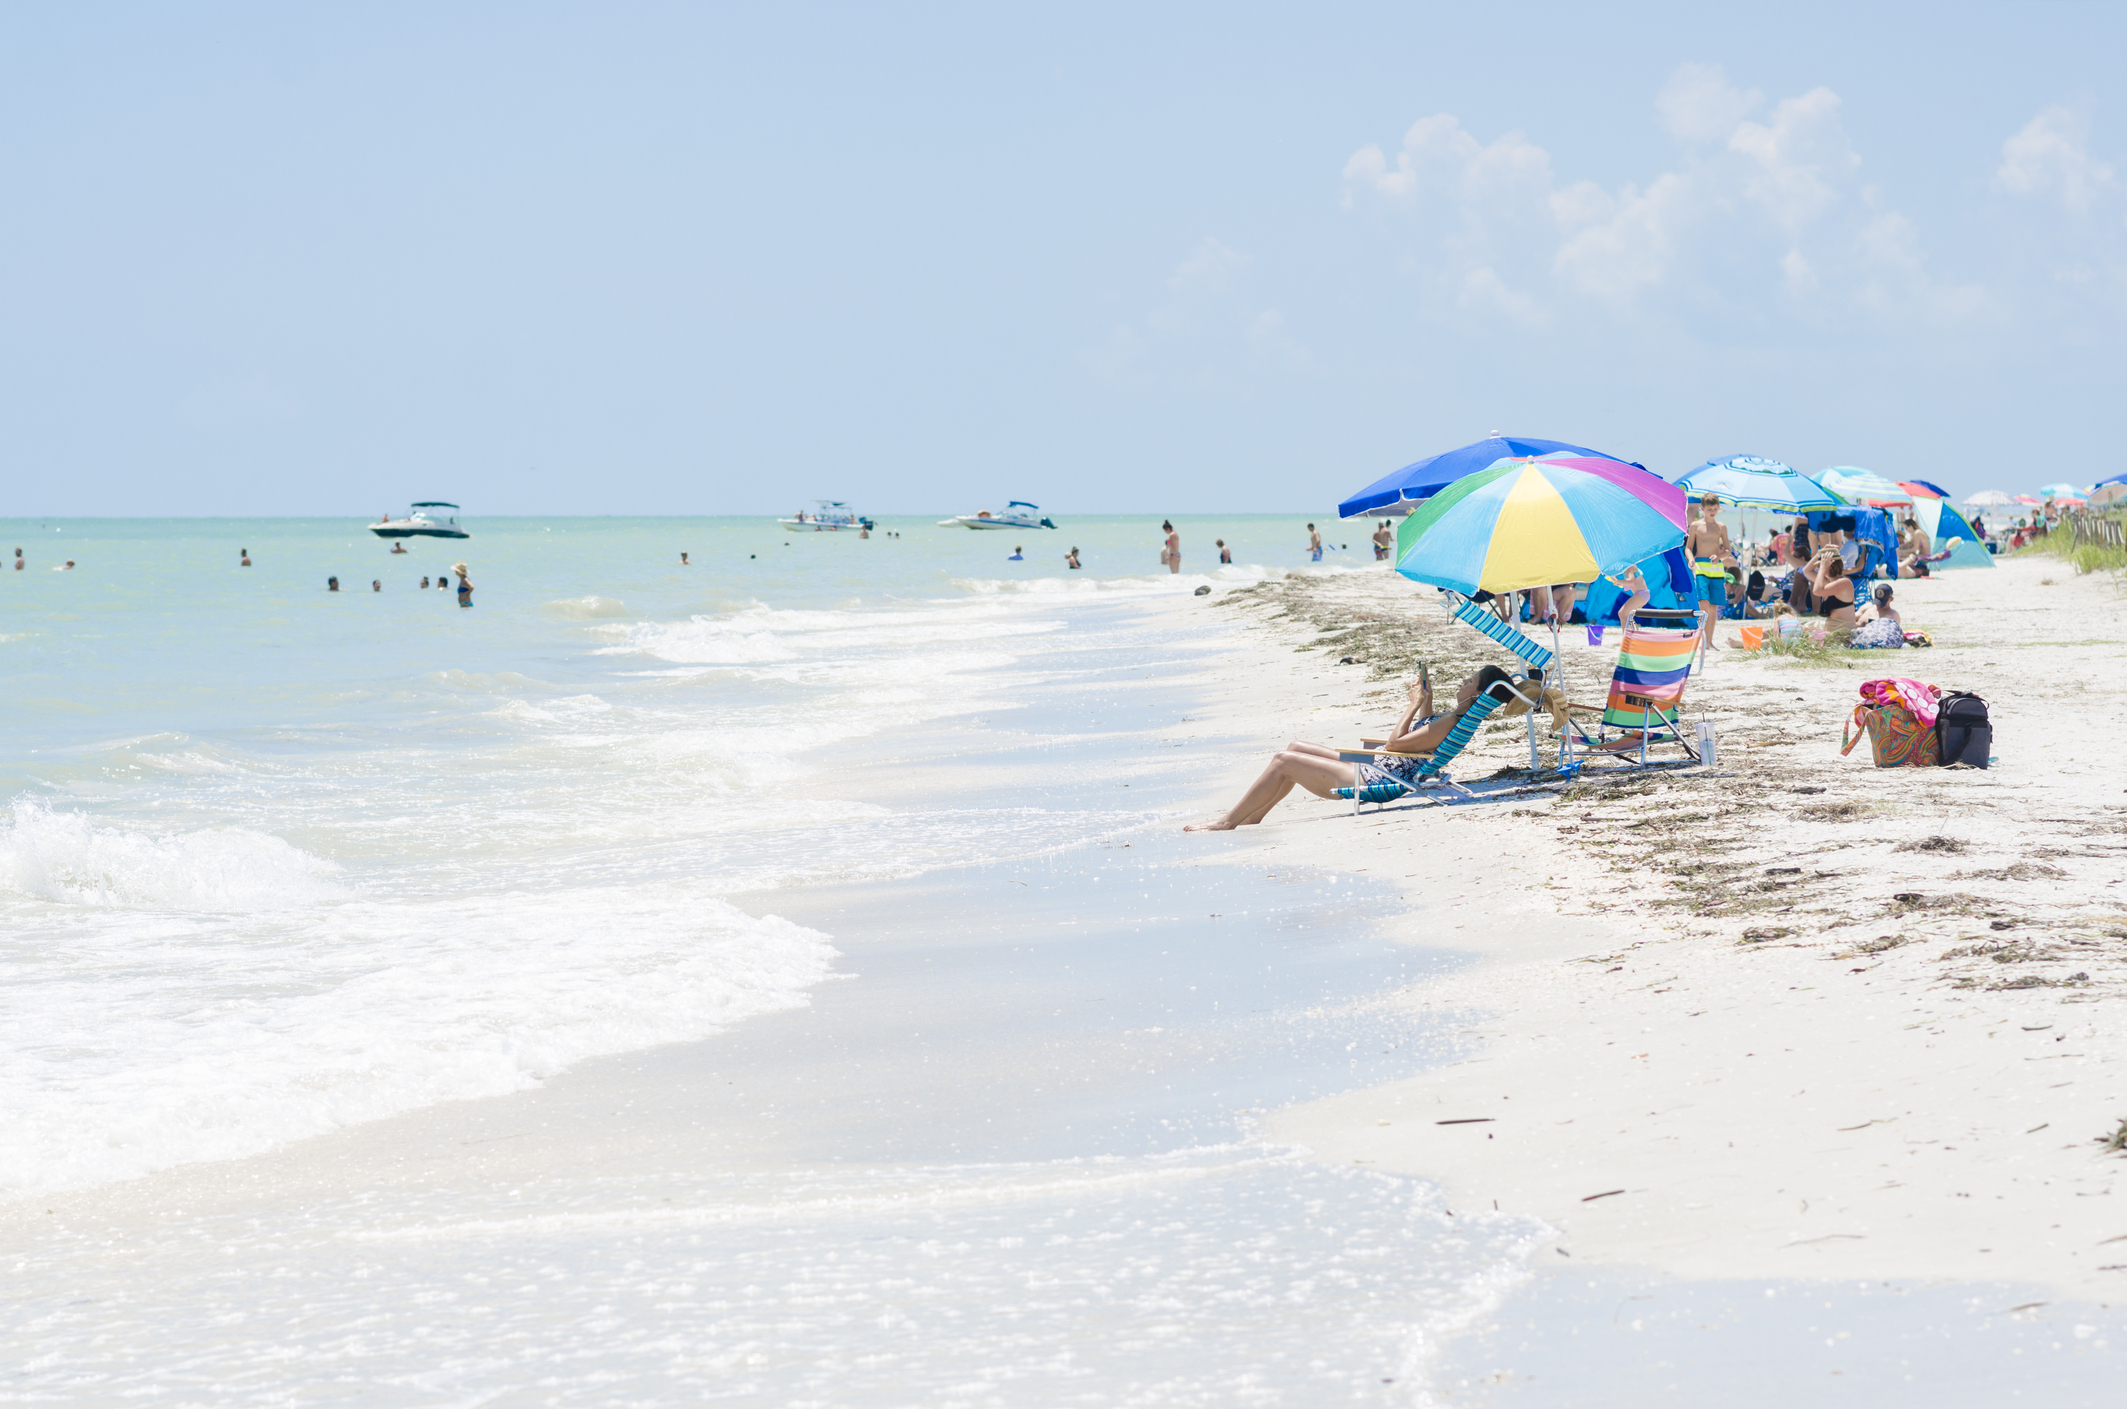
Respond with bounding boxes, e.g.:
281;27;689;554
779;501;875;532
369;502;470;539
937;501;1056;530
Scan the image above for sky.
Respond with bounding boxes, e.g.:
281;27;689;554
2;1;2123;516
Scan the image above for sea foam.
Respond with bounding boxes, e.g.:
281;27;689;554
0;806;838;1198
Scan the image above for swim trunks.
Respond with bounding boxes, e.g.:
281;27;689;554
1693;558;1728;604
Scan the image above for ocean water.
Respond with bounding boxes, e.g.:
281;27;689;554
0;513;1551;1404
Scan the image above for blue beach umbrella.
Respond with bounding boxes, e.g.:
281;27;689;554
1673;456;1838;513
1337;435;1635;519
1394;456;1688;595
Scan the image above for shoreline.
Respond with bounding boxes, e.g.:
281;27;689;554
1165;556;2126;1302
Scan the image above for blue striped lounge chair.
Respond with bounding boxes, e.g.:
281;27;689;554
1444;594;1561;769
1332;688;1511;813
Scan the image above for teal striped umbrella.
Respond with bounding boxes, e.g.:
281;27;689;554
1673;456;1838;512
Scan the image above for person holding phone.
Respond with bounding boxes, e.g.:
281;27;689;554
1185;664;1514;831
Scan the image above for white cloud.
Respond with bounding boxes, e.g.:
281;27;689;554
1996;105;2114;211
1169;236;1251;290
1458;267;1541;323
1728;88;1859;235
1658;63;1760;145
1341;114;1551;206
1341;64;1966;327
1552;172;1690;300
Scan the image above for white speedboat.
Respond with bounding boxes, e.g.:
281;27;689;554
937;501;1055;530
779;501;875;532
369;502;469;539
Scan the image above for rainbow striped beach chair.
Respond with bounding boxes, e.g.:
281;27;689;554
1566;625;1702;765
1332;688;1511;813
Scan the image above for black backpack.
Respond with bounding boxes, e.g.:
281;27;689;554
1936;691;1990;768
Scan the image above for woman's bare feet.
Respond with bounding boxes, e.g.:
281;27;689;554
1184;817;1239;831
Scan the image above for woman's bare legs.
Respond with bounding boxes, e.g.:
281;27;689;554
1185;743;1356;831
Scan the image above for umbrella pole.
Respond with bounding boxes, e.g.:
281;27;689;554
1548;619;1562;771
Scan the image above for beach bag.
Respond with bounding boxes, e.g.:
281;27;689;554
1934;691;1991;769
1842;679;1942;768
1842;701;1939;767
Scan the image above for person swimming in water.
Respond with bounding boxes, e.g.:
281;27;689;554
420;576;431;589
1065;547;1081;569
1008;545;1024;561
327;576;340;592
389;543;407;554
372;579;381;592
680;552;690;564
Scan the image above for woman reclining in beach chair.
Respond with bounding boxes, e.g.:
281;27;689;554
1184;665;1515;831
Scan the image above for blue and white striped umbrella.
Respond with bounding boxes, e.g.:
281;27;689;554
1673;456;1838;513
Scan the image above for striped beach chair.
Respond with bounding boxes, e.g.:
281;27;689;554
1448;595;1555;670
1332;688;1511;813
1566;625;1701;765
1446;594;1558;769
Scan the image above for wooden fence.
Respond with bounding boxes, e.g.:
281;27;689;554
2067;510;2126;550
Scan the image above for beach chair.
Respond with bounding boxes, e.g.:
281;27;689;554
1564;624;1702;765
1332;688;1512;812
1444;594;1558;769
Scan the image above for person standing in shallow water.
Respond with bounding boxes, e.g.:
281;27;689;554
1161;520;1180;574
13;548;22;570
1307;523;1323;562
239;548;251;566
453;562;473;608
1217;539;1231;564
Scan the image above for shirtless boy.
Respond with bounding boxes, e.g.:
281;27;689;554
1686;493;1737;650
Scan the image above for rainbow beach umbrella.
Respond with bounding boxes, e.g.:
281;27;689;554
1394;456;1687;595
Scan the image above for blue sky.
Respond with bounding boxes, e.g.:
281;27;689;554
2;2;2122;515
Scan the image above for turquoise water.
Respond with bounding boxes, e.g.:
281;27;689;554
2;512;1358;1193
1;513;1566;1405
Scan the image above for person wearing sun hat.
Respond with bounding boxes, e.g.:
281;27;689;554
452;561;473;609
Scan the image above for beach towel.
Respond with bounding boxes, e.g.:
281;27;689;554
1860;677;1942;726
1849;618;1905;649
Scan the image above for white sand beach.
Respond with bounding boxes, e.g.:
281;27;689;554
1175;554;2127;1301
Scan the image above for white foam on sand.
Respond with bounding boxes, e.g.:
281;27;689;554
11;1148;1551;1406
0;805;838;1198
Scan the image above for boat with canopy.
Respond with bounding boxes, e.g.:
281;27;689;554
369;503;469;539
